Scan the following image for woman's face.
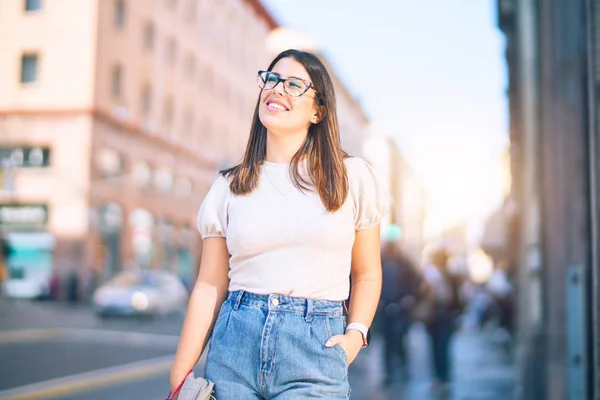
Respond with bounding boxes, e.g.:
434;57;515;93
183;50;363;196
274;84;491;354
258;57;320;136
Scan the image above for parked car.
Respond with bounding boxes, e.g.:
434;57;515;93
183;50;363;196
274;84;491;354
92;269;188;317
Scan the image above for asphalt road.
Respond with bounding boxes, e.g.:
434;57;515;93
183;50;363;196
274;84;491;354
47;374;170;400
0;298;517;400
0;298;187;400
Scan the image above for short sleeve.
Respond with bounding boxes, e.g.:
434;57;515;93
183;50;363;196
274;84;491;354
346;157;391;230
197;175;231;239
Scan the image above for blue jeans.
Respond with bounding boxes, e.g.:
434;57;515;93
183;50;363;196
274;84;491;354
205;290;350;399
425;307;455;383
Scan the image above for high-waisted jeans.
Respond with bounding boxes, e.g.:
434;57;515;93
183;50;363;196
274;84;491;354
204;290;350;399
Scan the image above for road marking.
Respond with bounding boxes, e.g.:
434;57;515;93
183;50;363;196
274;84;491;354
0;328;64;344
63;328;180;349
0;354;175;400
0;328;179;348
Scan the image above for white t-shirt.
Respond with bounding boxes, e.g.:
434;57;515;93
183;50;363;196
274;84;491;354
197;157;390;301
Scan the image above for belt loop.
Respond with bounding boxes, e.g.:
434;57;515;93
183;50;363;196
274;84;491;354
305;299;314;322
232;291;243;311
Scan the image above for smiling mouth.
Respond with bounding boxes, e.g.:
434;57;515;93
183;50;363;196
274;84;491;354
266;102;289;111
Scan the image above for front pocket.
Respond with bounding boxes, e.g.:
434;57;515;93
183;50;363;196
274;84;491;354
325;316;346;337
325;316;349;366
210;301;232;342
334;343;349;363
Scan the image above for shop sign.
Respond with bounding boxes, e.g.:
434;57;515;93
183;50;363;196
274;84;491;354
0;204;48;226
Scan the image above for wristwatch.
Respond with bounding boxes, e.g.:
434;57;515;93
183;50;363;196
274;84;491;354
345;322;371;347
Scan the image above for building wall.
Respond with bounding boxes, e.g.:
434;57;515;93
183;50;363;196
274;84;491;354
86;0;277;280
0;0;99;109
499;0;596;397
93;0;275;168
388;139;427;263
364;135;426;264
0;114;93;236
0;0;279;296
0;112;94;289
315;56;370;158
327;64;369;158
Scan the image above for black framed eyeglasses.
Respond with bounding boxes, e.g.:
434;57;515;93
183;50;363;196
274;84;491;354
257;70;319;98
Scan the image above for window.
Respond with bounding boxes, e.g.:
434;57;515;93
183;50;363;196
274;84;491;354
143;22;154;50
184;0;196;23
20;54;38;84
154;167;174;192
212;74;221;101
115;0;125;28
96;148;125;179
223;82;230;105
201;17;215;41
163;97;173;131
183;53;195;79
27;148;45;166
111;65;122;98
203;66;213;92
141;85;152;117
182;109;193;139
24;0;42;12
165;37;177;65
202;119;212;144
222;29;231;61
132;162;152;188
0;146;50;167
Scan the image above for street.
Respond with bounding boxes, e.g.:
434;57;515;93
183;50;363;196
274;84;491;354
0;299;516;400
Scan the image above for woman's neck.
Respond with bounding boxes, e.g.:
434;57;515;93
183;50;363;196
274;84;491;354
265;130;308;164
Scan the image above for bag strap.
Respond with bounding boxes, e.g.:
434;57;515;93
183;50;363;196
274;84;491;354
166;369;193;400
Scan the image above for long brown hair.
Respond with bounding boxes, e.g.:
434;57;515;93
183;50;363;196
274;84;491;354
220;49;348;212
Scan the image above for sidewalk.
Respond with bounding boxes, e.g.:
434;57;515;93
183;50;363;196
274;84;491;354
348;324;517;400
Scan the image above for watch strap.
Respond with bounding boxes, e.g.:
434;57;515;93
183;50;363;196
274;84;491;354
346;322;369;347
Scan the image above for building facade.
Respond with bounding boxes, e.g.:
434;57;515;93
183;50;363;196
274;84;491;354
0;0;277;298
364;135;427;263
498;0;600;398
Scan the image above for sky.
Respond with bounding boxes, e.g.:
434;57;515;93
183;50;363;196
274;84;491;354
261;0;509;237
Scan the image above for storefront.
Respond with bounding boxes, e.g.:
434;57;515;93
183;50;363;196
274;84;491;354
95;203;123;279
176;226;195;291
156;218;175;271
0;203;55;299
130;208;154;270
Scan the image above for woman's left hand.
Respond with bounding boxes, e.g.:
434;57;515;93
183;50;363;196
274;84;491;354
325;330;364;364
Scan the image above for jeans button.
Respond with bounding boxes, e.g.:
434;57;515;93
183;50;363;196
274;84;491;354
271;298;279;306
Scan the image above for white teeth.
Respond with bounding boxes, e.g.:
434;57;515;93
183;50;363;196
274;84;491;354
268;102;287;111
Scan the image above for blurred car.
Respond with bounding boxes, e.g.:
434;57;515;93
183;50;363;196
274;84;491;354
92;269;189;317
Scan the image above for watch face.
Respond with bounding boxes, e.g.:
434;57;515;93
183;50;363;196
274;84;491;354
366;329;371;346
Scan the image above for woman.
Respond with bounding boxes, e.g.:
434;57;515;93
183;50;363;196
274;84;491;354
170;49;389;399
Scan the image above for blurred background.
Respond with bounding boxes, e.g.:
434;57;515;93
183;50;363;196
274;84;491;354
0;0;597;399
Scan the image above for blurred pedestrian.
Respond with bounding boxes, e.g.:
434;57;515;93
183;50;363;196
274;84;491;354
0;236;7;294
422;245;464;391
486;260;515;348
169;49;390;399
377;224;422;385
